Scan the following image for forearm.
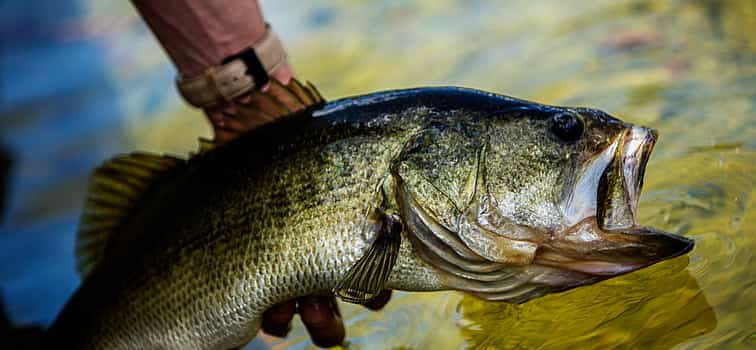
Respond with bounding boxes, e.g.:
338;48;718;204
131;0;268;78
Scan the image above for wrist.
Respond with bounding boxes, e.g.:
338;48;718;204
177;25;289;109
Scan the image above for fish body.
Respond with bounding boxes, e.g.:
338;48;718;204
46;82;692;349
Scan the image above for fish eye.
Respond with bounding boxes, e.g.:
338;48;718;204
551;112;584;142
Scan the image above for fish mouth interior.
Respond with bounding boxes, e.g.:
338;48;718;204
552;126;693;277
596;126;657;230
561;126;656;229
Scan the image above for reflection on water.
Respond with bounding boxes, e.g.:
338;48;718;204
0;0;754;349
456;148;756;350
459;257;716;350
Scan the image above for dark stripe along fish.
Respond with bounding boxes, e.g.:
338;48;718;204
46;80;694;349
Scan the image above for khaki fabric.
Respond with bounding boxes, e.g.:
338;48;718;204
176;28;287;108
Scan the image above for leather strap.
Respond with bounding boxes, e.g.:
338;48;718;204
176;25;287;109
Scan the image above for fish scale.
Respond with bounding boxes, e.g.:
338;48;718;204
49;106;432;348
46;82;693;349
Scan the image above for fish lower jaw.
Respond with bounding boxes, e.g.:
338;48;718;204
534;257;642;276
556;216;638;241
538;218;650;277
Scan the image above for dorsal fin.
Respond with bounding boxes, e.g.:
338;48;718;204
219;78;326;136
75;79;326;278
75;152;184;279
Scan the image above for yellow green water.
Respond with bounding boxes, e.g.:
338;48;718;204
118;0;756;349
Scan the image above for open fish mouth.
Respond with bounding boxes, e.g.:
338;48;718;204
597;126;657;230
560;126;658;229
549;126;694;277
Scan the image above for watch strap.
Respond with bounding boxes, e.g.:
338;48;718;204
176;25;287;109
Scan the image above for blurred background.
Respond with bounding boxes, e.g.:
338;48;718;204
0;0;754;349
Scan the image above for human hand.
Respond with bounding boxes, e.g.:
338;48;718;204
262;290;393;347
203;63;295;143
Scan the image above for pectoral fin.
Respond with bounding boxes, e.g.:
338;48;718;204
334;210;401;304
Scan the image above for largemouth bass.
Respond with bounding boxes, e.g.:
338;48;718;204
46;80;693;349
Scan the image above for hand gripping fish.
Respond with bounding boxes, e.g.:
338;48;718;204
46;80;693;349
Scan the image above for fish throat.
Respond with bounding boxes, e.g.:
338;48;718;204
393;149;550;303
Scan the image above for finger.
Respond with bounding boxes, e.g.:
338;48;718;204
330;297;342;317
363;290;392;311
210;125;238;144
297;296;345;348
271;63;294;85
261;80;305;112
234;101;278;126
220;105;267;131
261;300;296;337
205;108;242;143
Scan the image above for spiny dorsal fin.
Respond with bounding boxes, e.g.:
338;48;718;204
75;152;184;279
75;79;325;278
221;78;326;136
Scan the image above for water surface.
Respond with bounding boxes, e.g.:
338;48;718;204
0;0;753;349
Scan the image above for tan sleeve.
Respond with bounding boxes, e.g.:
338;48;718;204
131;0;268;78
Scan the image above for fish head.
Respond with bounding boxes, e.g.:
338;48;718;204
507;108;693;289
396;105;693;302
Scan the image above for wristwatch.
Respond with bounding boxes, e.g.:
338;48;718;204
176;24;287;109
